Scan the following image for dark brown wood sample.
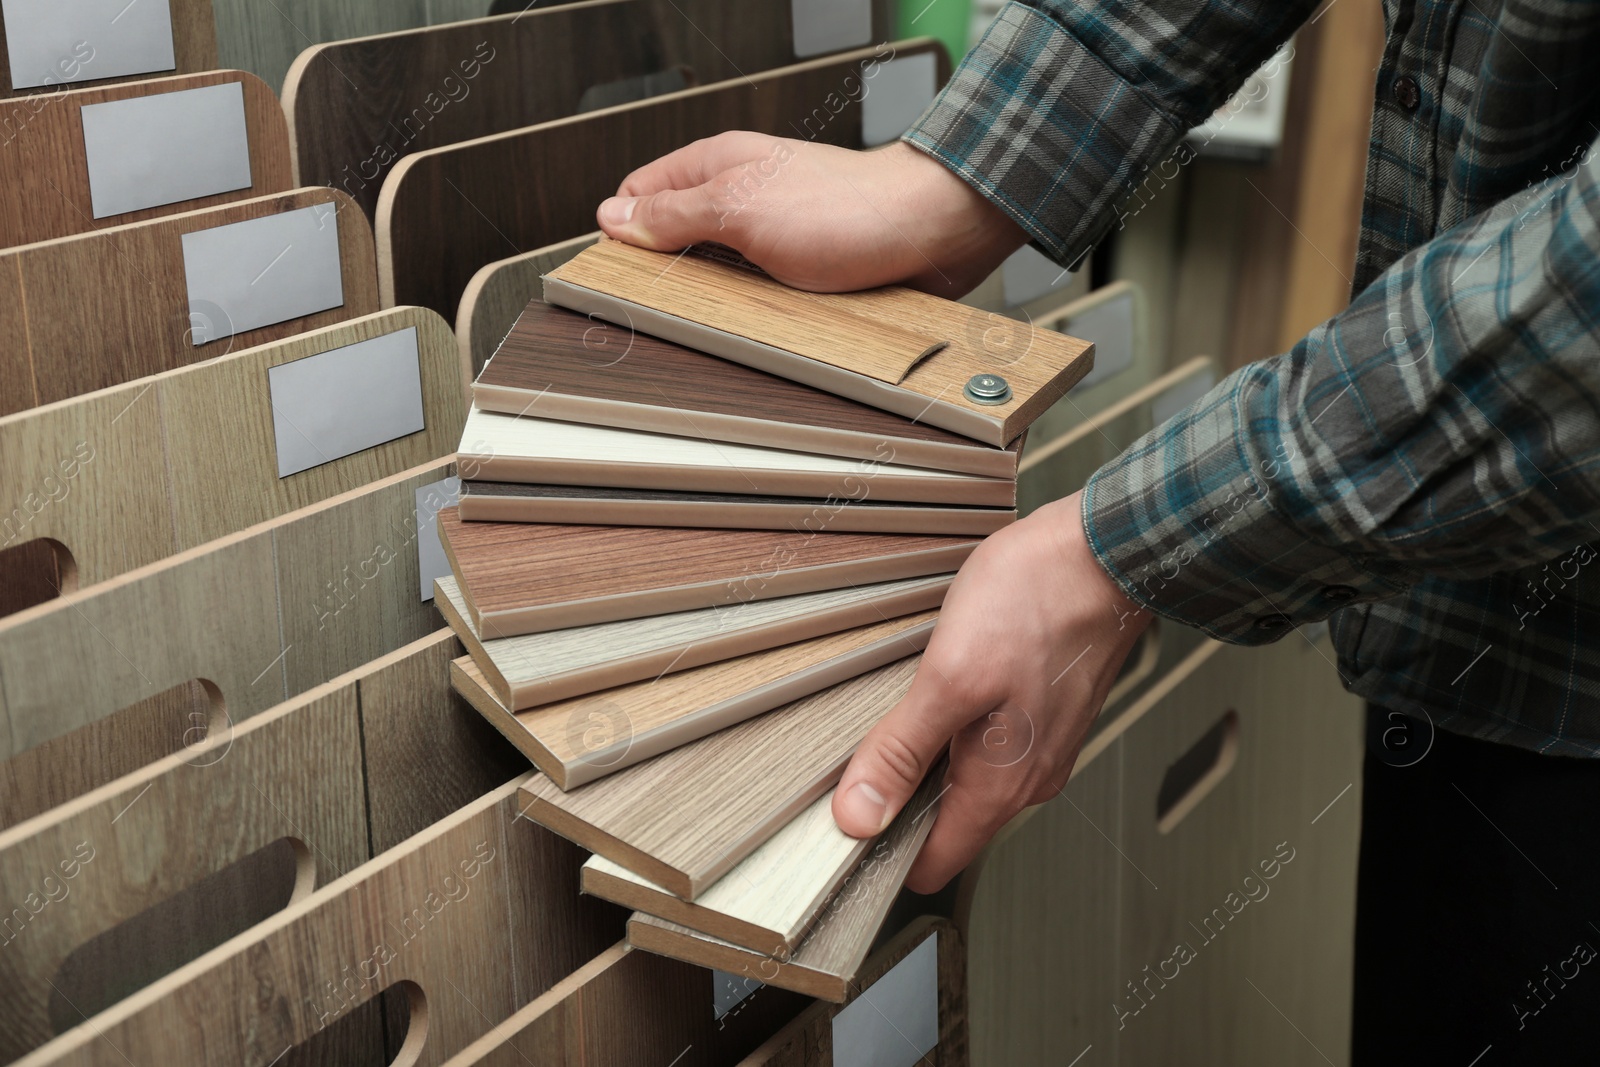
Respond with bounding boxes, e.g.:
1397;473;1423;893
377;40;949;319
476;302;1022;477
438;508;977;637
458;480;1016;536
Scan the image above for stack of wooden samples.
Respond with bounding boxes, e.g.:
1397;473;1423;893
437;238;1094;1000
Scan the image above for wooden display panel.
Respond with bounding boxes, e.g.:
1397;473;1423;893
377;40;950;319
0;309;463;611
0;0;218;98
1019;280;1154;451
17;779;624;1067
0;189;380;416
0;71;292;248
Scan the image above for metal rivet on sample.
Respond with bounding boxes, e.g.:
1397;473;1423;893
964;373;1012;405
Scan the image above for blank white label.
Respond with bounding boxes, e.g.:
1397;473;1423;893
862;51;937;147
1001;244;1071;308
80;81;252;219
832;932;939;1067
713;970;762;1020
2;0;175;90
415;476;461;602
1152;367;1218;427
268;328;426;479
792;0;872;58
182;204;345;345
1067;290;1136;392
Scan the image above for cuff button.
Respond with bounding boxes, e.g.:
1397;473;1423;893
1253;613;1293;632
1321;585;1360;603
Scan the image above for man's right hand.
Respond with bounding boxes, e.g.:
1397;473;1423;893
596;133;1027;298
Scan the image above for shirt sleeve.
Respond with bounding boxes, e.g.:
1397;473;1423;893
1083;135;1600;644
902;0;1317;266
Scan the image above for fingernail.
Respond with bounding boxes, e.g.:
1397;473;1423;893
839;781;890;836
599;196;636;226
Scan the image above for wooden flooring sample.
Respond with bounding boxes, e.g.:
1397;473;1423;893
459;480;1016;535
458;234;597;384
0;189;378;415
0;0;217;99
439;508;975;637
434;572;949;710
517;656;919;899
627;761;944;1001
377;41;947;319
546;239;1096;446
476;302;1020;477
0;71;291;248
451;610;936;788
459;406;1015;506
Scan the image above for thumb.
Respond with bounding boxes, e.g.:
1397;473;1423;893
597;183;732;252
833;660;991;838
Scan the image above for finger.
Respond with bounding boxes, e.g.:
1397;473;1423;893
832;657;997;839
597;183;728;252
903;771;1018;894
614;131;783;197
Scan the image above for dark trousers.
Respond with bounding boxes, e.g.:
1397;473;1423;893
1352;706;1600;1065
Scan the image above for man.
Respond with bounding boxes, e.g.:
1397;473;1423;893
595;1;1600;1059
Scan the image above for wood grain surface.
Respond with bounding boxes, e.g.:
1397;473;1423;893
435;572;950;710
457;233;597;385
518;656;919;899
460;406;1016;506
439;507;974;636
458;480;1016;535
546;239;1095;446
627;759;944;1001
378;41;947;319
0;71;292;248
475;302;1021;477
451;610;934;788
1016;279;1151;452
18;779;625;1067
737;917;968;1066
0;189;379;416
439;941;808;1067
0;0;217;98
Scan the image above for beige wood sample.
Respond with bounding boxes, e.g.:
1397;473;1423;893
545;239;1095;446
460;406;1016;506
0;189;380;416
458;480;1017;536
439;508;975;637
457;233;597;384
0;71;292;248
737;917;968;1066
0;309;463;610
434;572;950;711
519;656;919;900
17;779;624;1067
0;0;218;98
452;610;937;789
0;460;455;825
627;759;944;1001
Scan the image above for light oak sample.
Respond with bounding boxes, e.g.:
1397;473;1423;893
738;917;968;1066
459;406;1015;506
457;233;597;384
0;309;463;610
459;480;1017;536
18;779;624;1067
518;656;919;899
476;301;1022;478
434;572;949;710
0;71;292;248
0;0;217;98
545;239;1095;446
0;189;379;416
0;460;456;825
452;610;937;788
438;508;975;636
378;41;948;318
627;758;944;1001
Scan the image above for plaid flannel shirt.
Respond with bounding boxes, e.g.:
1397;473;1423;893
905;0;1600;756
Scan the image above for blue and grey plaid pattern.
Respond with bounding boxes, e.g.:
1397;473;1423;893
907;0;1600;756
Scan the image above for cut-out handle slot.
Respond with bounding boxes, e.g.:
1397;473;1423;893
1155;709;1239;834
0;537;77;618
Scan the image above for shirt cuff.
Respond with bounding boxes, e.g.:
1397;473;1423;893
901;2;1188;267
1080;367;1412;644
